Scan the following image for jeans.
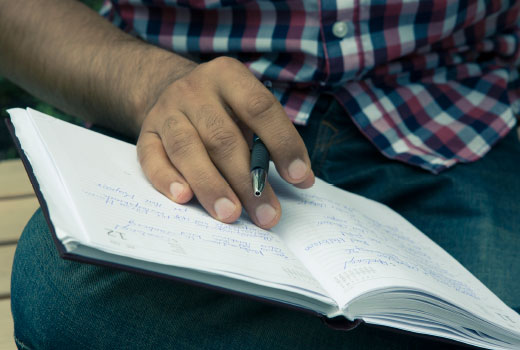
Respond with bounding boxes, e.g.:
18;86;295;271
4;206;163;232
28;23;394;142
11;95;520;349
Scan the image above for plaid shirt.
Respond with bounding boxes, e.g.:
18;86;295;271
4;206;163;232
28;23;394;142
102;0;520;173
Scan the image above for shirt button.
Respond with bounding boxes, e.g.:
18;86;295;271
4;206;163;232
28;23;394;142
332;21;349;38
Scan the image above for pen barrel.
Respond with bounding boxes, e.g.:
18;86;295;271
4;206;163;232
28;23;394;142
250;137;270;172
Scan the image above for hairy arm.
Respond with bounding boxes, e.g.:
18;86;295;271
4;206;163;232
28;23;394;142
0;0;315;228
0;0;195;137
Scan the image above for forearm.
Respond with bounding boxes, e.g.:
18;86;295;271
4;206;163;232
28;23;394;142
0;0;315;229
0;0;196;137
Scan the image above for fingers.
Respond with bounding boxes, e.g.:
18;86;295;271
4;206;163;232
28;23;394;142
144;112;243;223
137;131;194;204
137;56;313;229
211;58;314;188
183;100;282;227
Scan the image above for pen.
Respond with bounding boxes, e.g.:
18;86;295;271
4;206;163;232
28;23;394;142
251;134;269;196
250;81;273;197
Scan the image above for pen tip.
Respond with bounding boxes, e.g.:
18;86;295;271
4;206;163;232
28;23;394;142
252;168;266;197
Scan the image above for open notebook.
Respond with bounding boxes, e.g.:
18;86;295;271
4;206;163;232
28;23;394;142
7;108;520;349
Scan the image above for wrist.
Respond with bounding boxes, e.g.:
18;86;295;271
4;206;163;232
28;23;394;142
127;49;198;136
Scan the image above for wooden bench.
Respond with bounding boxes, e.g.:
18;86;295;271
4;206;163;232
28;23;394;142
0;159;40;350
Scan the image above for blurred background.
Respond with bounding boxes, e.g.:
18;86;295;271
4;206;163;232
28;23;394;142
0;0;103;160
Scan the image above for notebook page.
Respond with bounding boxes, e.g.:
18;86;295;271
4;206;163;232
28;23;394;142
24;109;331;301
8;108;89;246
269;174;520;332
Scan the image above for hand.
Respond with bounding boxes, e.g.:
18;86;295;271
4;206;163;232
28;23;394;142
136;56;315;229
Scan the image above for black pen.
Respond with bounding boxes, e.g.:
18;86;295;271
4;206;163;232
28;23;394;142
250;81;273;197
251;134;269;196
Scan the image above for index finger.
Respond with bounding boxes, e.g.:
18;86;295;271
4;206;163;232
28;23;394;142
214;60;314;187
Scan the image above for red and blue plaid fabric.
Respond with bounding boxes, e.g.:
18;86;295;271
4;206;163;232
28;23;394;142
102;0;520;173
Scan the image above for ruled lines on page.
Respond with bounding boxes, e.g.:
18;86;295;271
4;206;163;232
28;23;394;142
270;173;520;331
26;109;330;300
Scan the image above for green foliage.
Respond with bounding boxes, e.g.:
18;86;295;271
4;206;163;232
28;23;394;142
82;0;104;9
0;0;104;160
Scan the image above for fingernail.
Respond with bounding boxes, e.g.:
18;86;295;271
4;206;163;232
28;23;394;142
170;182;185;201
255;204;276;226
288;159;308;182
214;197;237;221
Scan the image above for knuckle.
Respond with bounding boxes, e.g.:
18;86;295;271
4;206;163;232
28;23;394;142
194;104;240;159
210;56;242;71
245;92;276;119
161;116;178;136
173;75;199;96
205;126;240;159
168;134;196;159
174;77;198;94
197;103;225;128
161;118;197;159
